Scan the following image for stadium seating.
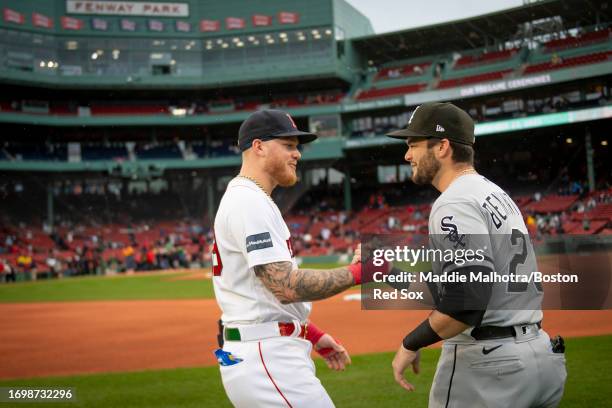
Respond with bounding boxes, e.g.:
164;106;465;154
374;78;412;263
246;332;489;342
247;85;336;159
374;62;432;81
135;144;182;159
90;105;168;115
1;189;610;277
525;194;579;213
437;69;513;89
455;49;517;69
355;83;426;100
524;51;612;74
544;28;611;52
81;146;128;161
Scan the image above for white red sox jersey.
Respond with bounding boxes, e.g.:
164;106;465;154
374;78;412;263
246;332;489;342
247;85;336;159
428;174;543;335
212;176;310;325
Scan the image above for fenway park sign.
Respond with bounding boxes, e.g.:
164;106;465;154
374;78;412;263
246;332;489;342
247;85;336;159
66;1;189;17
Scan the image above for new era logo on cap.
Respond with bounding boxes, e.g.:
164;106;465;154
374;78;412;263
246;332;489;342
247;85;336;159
436;124;445;132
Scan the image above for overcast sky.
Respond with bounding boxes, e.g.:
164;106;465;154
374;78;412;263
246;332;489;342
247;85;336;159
345;0;525;34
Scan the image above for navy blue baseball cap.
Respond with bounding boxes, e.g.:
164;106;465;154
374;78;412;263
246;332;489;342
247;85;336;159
238;109;318;152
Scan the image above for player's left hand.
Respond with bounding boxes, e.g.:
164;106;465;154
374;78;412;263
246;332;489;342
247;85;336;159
391;345;421;391
315;333;351;371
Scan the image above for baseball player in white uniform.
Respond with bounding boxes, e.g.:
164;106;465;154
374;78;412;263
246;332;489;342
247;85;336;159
385;102;567;407
212;109;362;408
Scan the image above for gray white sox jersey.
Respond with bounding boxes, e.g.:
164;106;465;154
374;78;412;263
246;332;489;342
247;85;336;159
428;174;543;338
427;174;564;408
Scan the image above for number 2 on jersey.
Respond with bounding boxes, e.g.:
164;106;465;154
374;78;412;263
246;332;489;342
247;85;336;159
508;229;542;293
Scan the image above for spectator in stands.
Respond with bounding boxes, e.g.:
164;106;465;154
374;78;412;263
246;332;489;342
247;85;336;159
548;214;561;232
146;247;156;270
583;218;591;231
46;251;61;278
534;191;542;202
551;53;563;66
123;245;136;271
526;214;536;229
1;260;14;283
320;226;331;241
587;196;597;210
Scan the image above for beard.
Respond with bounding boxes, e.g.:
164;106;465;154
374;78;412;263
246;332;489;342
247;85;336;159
411;148;440;185
265;156;298;187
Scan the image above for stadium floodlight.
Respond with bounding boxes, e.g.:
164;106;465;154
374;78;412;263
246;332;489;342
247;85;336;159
566;138;573;144
253;40;260;45
602;140;608;146
39;61;45;68
267;38;275;44
248;36;255;41
66;41;78;50
170;60;176;65
91;52;98;60
232;37;240;43
311;29;319;35
325;29;332;35
281;38;288;43
221;43;229;48
236;42;244;47
216;39;223;44
279;32;287;38
112;49;120;59
47;61;54;68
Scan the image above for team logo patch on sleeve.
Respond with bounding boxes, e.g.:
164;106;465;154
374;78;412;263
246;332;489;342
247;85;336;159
246;232;273;252
440;215;467;248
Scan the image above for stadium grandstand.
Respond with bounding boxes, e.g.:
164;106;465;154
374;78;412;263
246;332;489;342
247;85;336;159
0;0;610;281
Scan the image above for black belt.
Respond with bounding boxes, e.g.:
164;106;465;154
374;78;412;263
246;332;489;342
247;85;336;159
471;322;541;340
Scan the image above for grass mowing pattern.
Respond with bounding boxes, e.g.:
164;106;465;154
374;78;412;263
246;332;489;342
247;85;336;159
0;336;609;407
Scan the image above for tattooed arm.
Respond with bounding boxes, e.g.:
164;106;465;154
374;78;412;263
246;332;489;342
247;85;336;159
254;262;356;304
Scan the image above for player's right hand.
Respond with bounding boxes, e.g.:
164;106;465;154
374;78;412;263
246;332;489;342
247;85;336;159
351;243;361;264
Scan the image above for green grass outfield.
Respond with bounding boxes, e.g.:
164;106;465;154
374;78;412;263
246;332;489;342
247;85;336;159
0;335;610;407
0;263;340;303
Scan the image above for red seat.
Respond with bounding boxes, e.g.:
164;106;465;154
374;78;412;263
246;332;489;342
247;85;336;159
356;84;426;100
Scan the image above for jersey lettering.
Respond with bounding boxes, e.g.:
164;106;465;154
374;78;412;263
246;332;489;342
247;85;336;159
286;238;294;258
212;238;223;276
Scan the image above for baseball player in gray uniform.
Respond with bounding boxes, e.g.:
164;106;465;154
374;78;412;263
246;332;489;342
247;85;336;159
385;102;567;407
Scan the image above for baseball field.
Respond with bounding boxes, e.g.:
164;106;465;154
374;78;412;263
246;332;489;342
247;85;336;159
1;263;611;408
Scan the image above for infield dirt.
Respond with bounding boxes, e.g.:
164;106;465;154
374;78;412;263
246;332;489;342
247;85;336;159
1;291;612;379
